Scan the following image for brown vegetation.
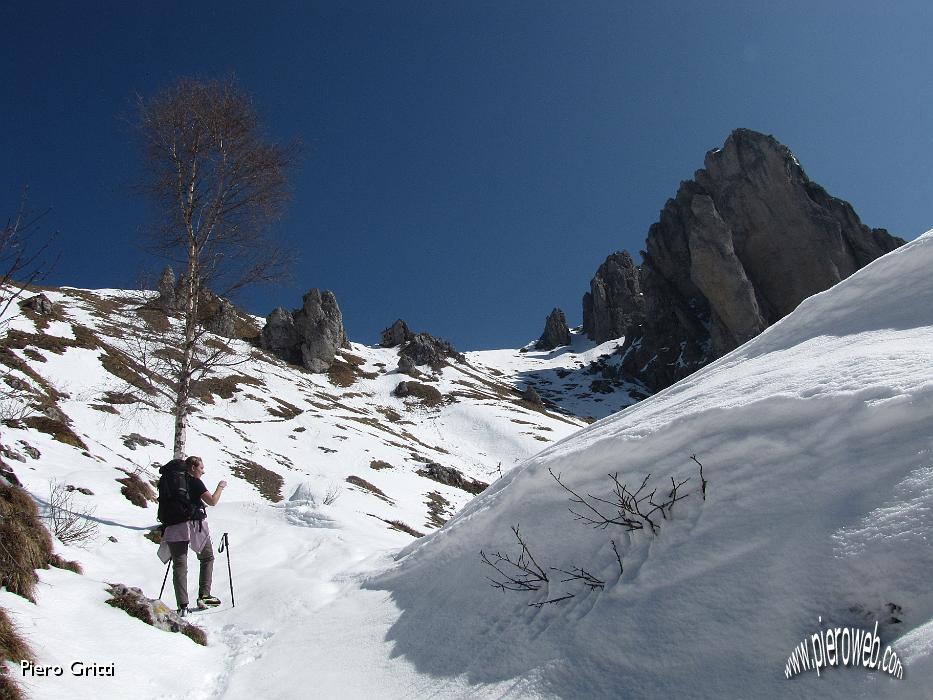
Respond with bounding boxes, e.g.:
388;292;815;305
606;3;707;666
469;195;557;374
346;476;393;504
0;606;34;700
190;374;264;403
267;398;303;419
229;456;283;502
0;482;53;601
22;416;87;450
425;491;453;529
116;469;157;508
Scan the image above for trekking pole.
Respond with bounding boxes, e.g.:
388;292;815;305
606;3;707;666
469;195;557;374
218;532;235;607
159;560;171;599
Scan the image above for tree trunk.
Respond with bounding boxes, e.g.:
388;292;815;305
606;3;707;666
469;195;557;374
172;248;200;459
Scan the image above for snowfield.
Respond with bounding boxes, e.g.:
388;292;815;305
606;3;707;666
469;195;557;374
3;231;933;698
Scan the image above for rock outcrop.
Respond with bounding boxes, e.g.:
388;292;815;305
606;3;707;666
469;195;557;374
582;251;645;343
156;267;176;312
19;294;56;316
260;289;349;373
153;266;239;339
381;319;414;348
535;308;571;350
398;332;464;372
585;129;904;392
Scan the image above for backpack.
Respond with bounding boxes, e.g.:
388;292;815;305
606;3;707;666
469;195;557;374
157;459;206;526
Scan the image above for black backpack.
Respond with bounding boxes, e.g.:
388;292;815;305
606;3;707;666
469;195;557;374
157;459;206;526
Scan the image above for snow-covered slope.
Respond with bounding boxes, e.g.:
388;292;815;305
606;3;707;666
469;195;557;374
0;287;598;699
371;231;933;698
4;229;933;699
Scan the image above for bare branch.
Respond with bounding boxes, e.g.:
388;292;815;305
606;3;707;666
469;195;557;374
610;539;624;577
479;525;549;592
552;566;605;590
690;454;708;500
528;593;575;608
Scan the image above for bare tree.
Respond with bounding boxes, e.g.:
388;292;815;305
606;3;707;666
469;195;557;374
0;191;57;423
0;189;55;324
133;77;297;457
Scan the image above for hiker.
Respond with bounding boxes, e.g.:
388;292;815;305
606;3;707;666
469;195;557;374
157;456;227;615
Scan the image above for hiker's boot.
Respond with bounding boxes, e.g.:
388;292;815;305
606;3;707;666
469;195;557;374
177;606;189;617
197;595;221;609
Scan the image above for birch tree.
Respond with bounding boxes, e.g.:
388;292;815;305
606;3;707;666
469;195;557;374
134;77;294;458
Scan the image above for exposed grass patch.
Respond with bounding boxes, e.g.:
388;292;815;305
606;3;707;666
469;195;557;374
23;416;87;450
425;491;453;529
393;381;449;408
66;289;126;317
327;359;357;388
0;482;54;602
116;469;157;508
234;313;260;342
229;456;283;502
376;405;403;423
153;346;184;364
1;606;34;699
368;514;424;538
0;347;65;404
191;374;264;404
21;348;45;363
346;476;394;504
17;299;62;332
122;433;164;451
90;403;119;414
181;624;208;646
48;553;83;574
340;352;366;366
369;460;393;470
102;391;139;405
135;307;172;333
100;347;161;396
268;398;303;419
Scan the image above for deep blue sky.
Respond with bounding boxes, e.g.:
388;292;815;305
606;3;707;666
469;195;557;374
4;2;932;349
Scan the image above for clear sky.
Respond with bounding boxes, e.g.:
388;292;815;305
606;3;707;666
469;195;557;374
4;2;933;349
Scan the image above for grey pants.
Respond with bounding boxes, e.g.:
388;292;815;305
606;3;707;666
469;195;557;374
168;536;214;608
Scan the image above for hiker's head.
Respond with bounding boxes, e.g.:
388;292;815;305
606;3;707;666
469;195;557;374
185;456;204;477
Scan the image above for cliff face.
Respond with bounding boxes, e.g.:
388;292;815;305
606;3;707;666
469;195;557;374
584;129;904;391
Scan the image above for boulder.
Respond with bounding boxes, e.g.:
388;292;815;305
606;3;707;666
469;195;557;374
417;462;487;495
535;308;571;350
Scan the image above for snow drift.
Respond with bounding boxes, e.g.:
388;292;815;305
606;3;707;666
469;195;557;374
373;231;933;698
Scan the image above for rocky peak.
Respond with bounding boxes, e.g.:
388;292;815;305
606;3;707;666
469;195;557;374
581;251;645;343
585;128;904;393
535;308;571;350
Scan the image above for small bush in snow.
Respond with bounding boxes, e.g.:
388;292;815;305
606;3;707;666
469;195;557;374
45;479;98;546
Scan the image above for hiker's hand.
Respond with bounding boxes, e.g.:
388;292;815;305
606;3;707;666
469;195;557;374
218;480;227;489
